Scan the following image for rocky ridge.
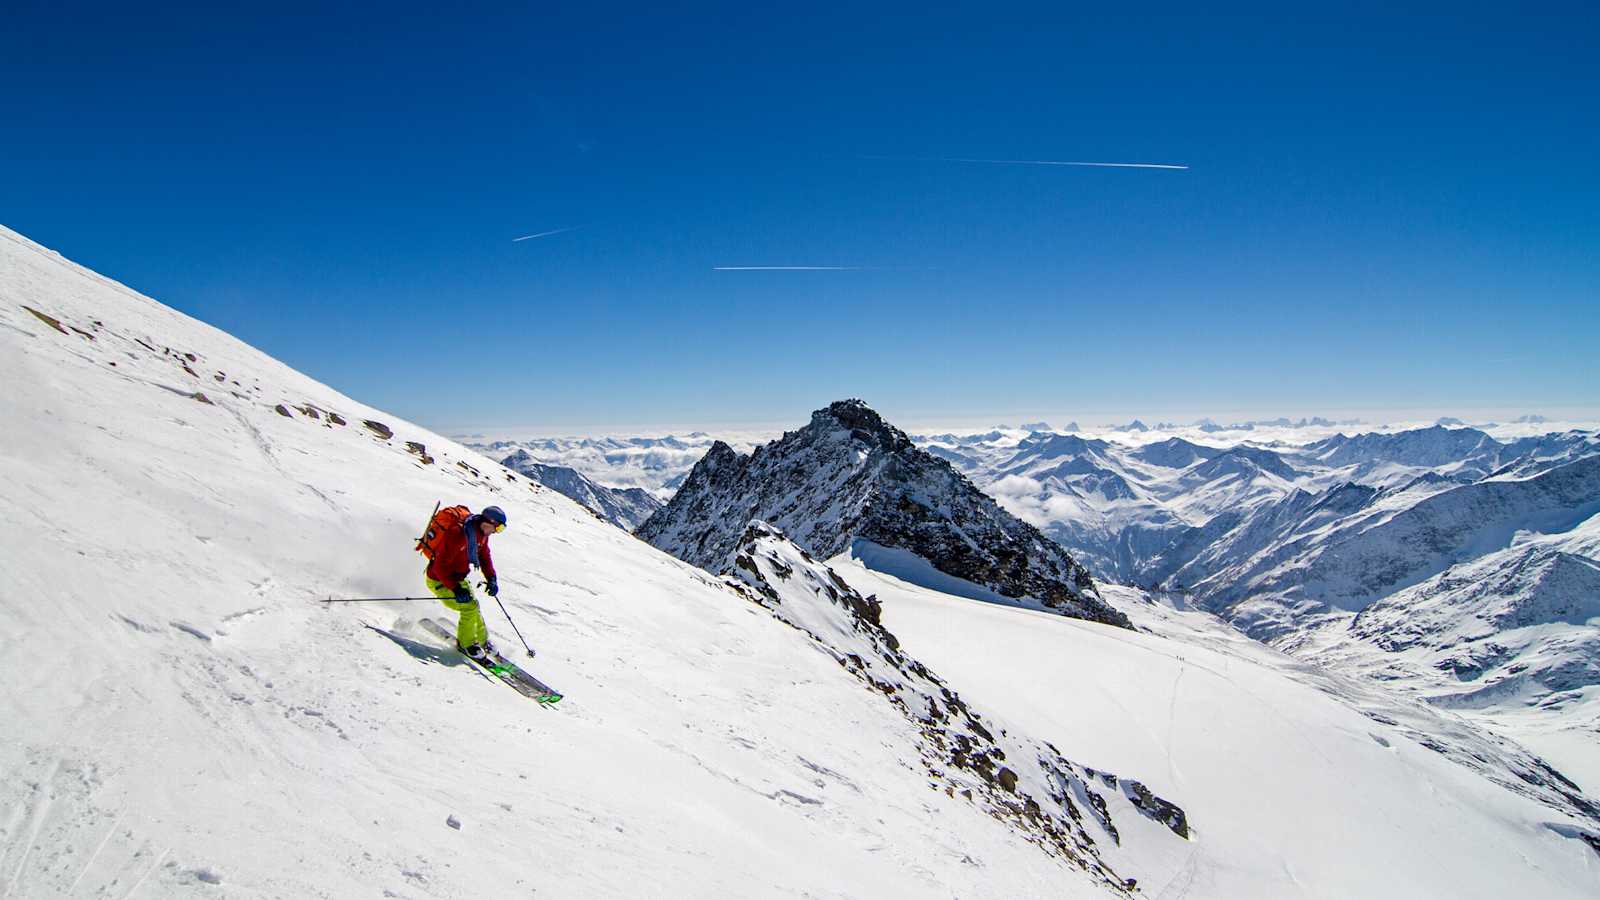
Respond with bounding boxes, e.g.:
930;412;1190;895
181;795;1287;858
639;400;1130;628
726;522;1188;892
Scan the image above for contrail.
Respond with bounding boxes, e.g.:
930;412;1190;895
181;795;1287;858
512;226;579;242
713;266;866;271
861;154;1188;170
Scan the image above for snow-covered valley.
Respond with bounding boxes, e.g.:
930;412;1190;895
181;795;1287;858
912;424;1600;802
836;553;1600;897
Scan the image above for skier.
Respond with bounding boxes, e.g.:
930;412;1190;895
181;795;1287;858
419;504;507;661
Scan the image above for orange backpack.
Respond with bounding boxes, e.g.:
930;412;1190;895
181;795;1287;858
417;504;471;560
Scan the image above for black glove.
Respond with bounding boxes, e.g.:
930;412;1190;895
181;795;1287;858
452;585;472;603
485;576;499;597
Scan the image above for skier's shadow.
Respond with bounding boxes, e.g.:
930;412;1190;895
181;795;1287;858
364;623;464;667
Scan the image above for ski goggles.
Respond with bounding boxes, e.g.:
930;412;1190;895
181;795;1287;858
490;522;505;533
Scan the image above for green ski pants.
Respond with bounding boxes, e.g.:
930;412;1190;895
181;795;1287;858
427;577;488;649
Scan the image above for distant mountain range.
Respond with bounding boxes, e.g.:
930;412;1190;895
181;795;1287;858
498;450;663;529
476;413;1600;783
919;421;1600;784
474;433;740;501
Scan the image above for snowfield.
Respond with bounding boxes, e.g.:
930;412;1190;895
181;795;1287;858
836;552;1600;898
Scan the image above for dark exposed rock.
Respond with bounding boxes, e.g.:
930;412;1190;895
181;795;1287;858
724;522;1189;890
274;404;293;418
1122;779;1190;839
640;399;1129;628
997;767;1019;793
363;419;394;440
21;305;70;334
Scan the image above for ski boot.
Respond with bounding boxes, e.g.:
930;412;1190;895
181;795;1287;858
456;641;494;664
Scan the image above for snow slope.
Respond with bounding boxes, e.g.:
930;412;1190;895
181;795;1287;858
726;524;1192;894
834;554;1600;898
0;225;1157;898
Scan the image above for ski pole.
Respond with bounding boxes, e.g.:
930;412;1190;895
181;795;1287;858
486;588;537;657
322;595;437;603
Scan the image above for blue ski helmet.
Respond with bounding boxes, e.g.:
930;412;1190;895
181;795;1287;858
480;506;508;527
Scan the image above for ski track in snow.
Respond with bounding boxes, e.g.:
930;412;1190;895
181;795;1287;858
1154;846;1202;900
2;758;57;900
63;810;122;896
1166;665;1184;786
224;402;342;513
119;846;169;900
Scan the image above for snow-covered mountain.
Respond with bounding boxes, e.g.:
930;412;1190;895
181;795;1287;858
1279;508;1600;792
6;224;1600;896
1189;453;1600;630
639;400;1131;627
724;519;1600;896
915;422;1600;797
0;225;1184;897
498;449;662;529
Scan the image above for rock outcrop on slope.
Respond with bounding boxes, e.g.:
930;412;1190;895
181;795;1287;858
726;522;1188;891
638;400;1130;628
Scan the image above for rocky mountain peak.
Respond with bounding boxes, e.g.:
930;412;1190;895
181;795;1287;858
638;400;1132;628
699;440;742;471
812;398;914;453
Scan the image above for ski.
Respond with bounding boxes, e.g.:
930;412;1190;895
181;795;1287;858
418;618;564;705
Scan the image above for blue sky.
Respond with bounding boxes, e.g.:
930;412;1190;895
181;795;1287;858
3;2;1596;433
